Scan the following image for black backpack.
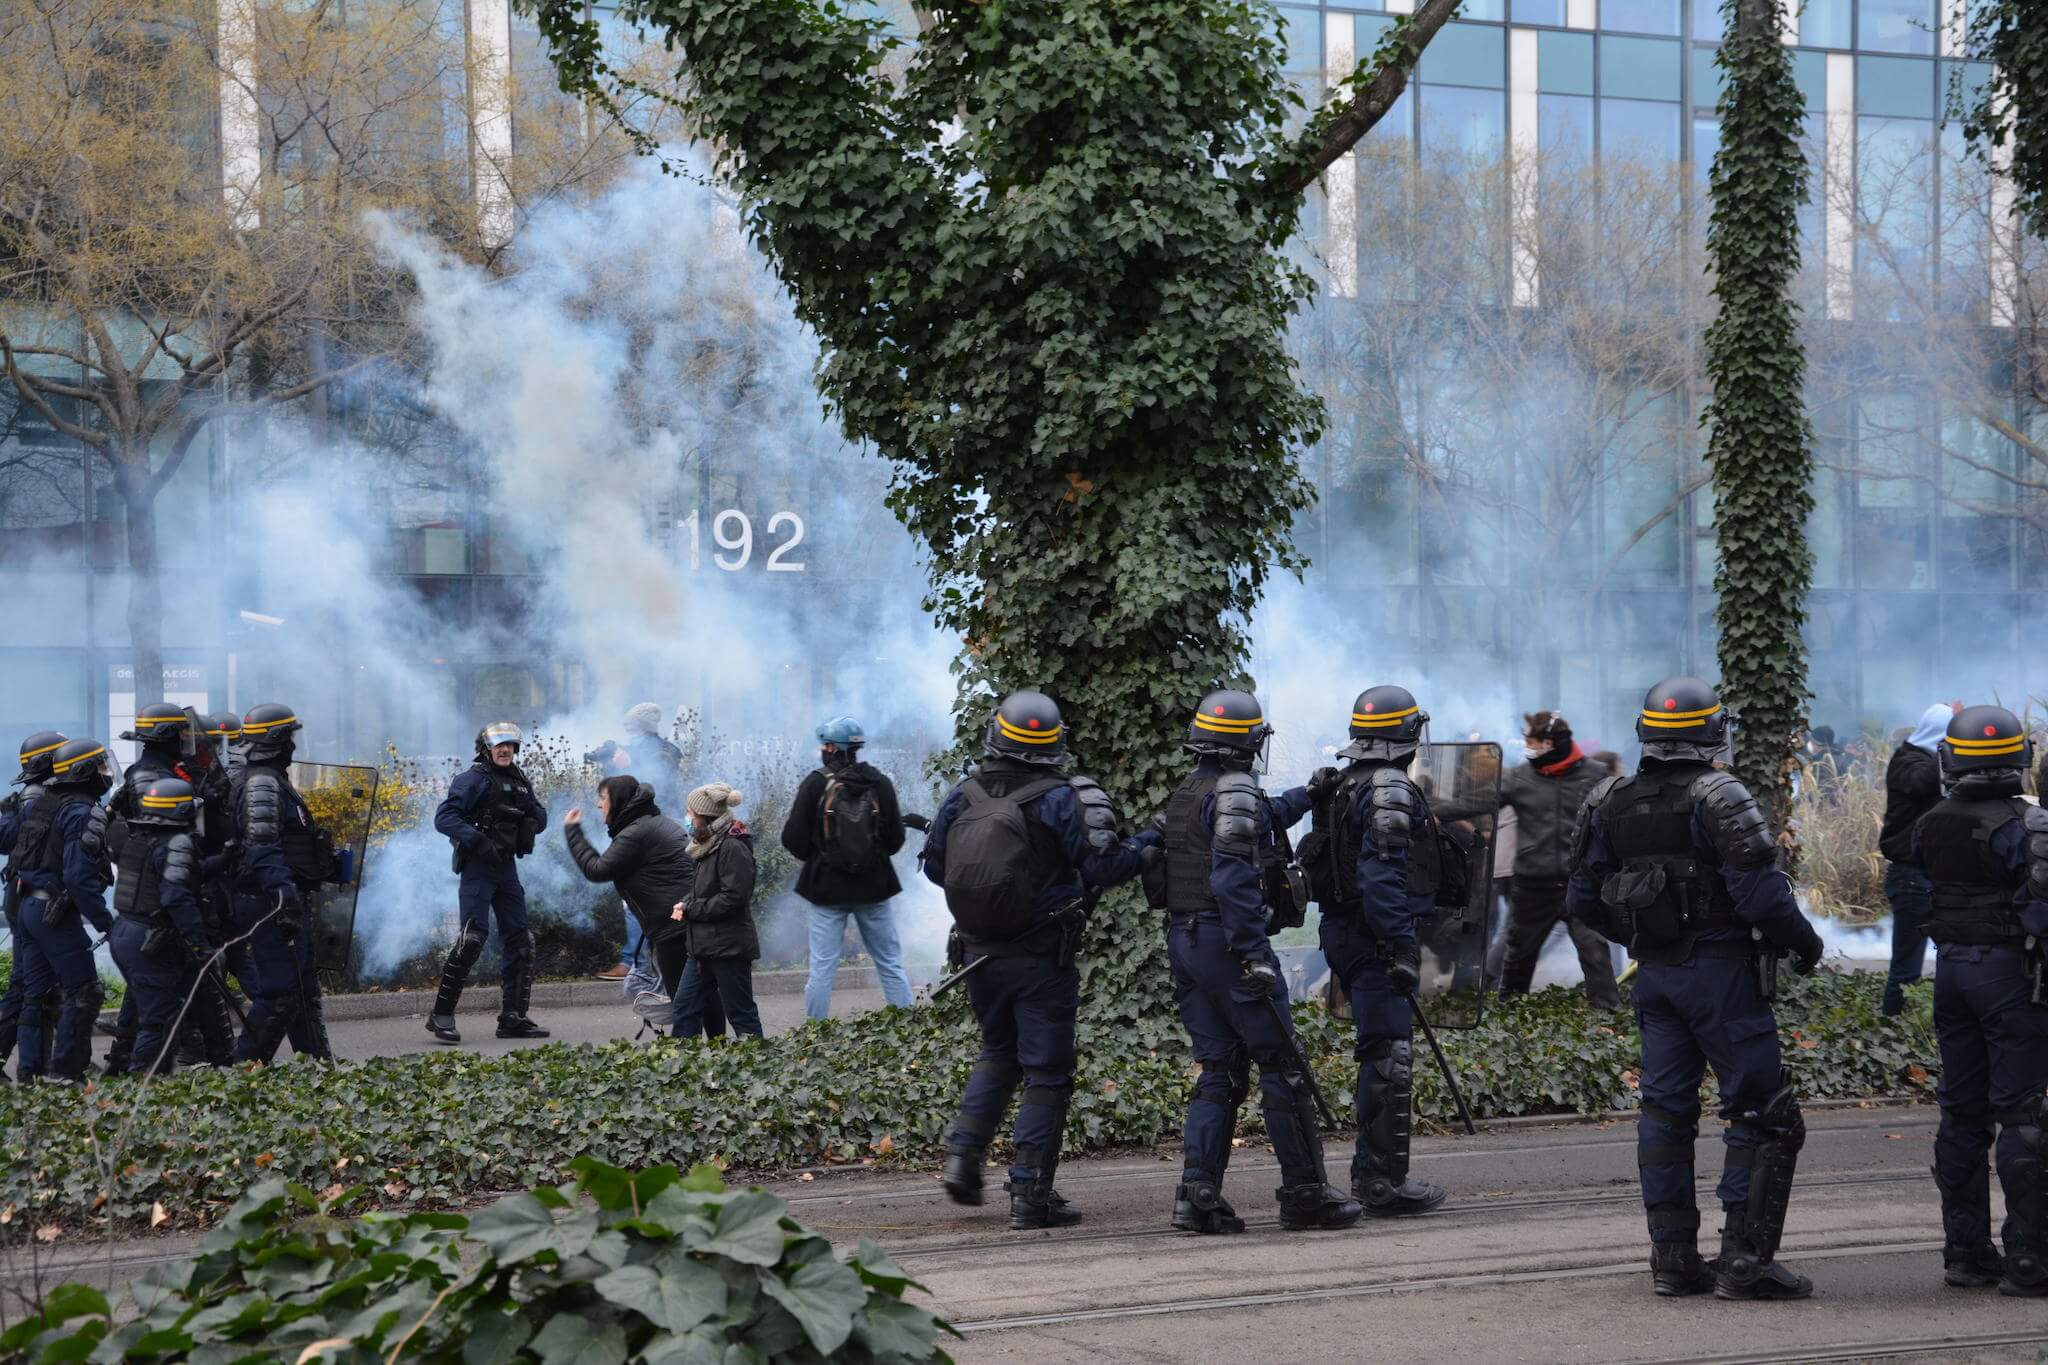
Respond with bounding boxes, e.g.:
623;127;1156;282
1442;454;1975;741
819;771;884;875
941;775;1064;941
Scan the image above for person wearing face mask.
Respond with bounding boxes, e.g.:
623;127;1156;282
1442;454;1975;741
780;717;913;1020
667;783;764;1040
1436;710;1617;1008
1878;702;1961;1017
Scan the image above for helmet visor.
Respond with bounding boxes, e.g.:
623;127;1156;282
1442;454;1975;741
483;722;523;750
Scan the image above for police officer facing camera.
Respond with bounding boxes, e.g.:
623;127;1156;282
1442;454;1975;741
11;738;115;1082
1910;706;2048;1298
105;777;212;1076
922;690;1153;1231
428;722;550;1045
1568;677;1824;1301
1302;685;1452;1219
1155;689;1361;1236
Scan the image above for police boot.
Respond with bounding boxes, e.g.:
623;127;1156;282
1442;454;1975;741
1276;1181;1363;1231
1713;1226;1812;1300
1943;1242;2003;1289
1005;1179;1081;1230
1172;1181;1246;1235
1357;1174;1449;1218
426;1013;461;1044
1998;1102;2047;1297
495;970;549;1040
941;1145;985;1207
1353;1038;1445;1218
1650;1243;1716;1297
1715;1087;1811;1300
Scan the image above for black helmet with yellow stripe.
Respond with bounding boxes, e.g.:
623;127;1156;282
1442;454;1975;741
985;690;1067;767
240;702;303;765
132;776;199;829
1635;676;1731;763
1185;689;1272;767
1338;685;1428;763
47;737;112;792
15;731;67;786
121;702;190;751
1941;705;2031;777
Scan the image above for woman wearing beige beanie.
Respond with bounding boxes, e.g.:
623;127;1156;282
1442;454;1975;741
667;783;763;1037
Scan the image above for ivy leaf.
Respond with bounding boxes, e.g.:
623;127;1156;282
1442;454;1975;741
691;1193;786;1267
38;1284;110;1324
528;1315;627;1365
759;1259;868;1356
462;1306;534;1365
468;1194;562;1264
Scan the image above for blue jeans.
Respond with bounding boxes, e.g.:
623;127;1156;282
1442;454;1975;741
805;903;913;1018
672;957;761;1038
1882;863;1933;1016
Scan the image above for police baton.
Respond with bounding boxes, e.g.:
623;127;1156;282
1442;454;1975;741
1405;991;1478;1136
929;951;989;999
1263;994;1340;1132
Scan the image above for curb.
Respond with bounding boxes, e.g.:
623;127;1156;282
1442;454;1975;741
285;964;938;1022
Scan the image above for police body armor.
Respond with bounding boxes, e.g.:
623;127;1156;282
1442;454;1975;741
1592;764;1739;964
1918;794;2029;946
1160;770;1306;928
13;793;88;924
113;829;196;954
458;764;538;871
3;780;47;921
1306;767;1442;910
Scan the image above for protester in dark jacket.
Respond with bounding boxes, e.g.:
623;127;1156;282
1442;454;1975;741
668;783;762;1038
1877;702;1955;1016
563;776;724;1037
595;702;686;981
780;717;914;1019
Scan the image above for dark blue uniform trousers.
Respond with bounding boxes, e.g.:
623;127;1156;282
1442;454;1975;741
108;916;199;1075
1168;914;1321;1188
947;953;1078;1185
232;888;328;1062
459;861;532;984
1633;951;1784;1243
1320;913;1416;1184
14;897;100;1079
1932;943;2048;1252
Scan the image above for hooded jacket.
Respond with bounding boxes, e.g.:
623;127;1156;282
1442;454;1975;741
564;781;692;945
1879;710;1951;866
682;825;759;961
780;759;907;907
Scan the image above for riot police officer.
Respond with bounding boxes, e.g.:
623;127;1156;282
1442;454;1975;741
1567;677;1823;1300
205;712;245;779
922;690;1150;1229
1156;688;1361;1234
0;732;67;1077
1912;706;2047;1297
1305;685;1450;1218
11;738;115;1081
230;703;332;1063
427;722;550;1044
106;777;211;1075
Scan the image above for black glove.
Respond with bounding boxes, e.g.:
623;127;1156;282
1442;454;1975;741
1388;944;1422;995
1307;766;1343;802
274;890;305;943
1236;955;1280;999
1791;925;1824;977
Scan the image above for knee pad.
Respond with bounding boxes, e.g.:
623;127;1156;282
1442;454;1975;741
1193;1058;1242;1109
1640;1100;1702;1139
62;979;106;1014
450;924;490;970
1998;1095;2048;1137
500;928;534;968
1737;1083;1806;1148
1356;1038;1411;1086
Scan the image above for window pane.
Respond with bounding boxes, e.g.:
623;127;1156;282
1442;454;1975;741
1792;49;1827;111
1860;0;1936;54
1277;5;1321;71
1421;83;1506;155
1516;0;1569;24
1801;0;1853;47
1600;35;1681;100
1539;30;1595;94
1541;92;1596;161
1856;116;1933;319
1692;113;1721;194
1857;55;1933;117
1693;0;1725;41
1692;43;1725;107
1603;97;1681;163
1422;23;1507;87
1601;0;1681;33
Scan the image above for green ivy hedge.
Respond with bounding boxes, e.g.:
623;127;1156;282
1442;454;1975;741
0;970;1932;1234
3;1162;953;1363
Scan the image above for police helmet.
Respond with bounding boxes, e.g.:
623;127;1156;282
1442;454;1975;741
476;721;523;761
240;703;303;764
1184;689;1273;768
1635;676;1731;763
15;731;67;785
47;737;112;791
816;716;865;749
983;690;1066;766
133;776;200;829
122;702;190;750
204;712;242;743
1338;685;1429;763
1940;705;2031;777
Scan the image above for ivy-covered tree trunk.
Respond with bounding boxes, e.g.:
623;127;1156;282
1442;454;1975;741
1962;0;2048;236
524;0;1455;1037
1702;0;1814;828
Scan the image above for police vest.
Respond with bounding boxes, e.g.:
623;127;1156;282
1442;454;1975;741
476;764;538;854
1595;765;1738;961
1918;794;2027;945
15;792;88;881
114;831;169;923
1161;770;1223;915
1307;766;1442;909
3;782;46;880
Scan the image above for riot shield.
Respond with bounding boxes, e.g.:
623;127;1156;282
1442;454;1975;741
289;761;380;981
1407;741;1502;1028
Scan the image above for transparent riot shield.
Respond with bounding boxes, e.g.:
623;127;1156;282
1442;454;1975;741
1407;741;1502;1028
290;761;380;981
